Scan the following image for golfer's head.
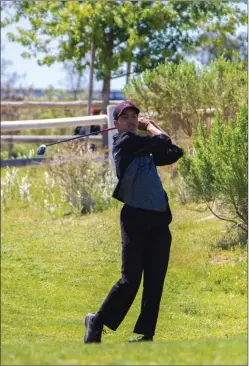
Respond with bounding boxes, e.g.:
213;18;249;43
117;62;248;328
113;101;140;133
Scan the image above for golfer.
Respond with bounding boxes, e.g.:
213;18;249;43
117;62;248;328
84;101;183;343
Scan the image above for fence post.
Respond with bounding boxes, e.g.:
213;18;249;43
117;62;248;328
107;104;116;165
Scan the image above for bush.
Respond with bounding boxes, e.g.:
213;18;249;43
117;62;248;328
124;61;202;137
1;145;119;217
45;141;118;215
124;56;247;138
178;106;248;235
214;227;248;250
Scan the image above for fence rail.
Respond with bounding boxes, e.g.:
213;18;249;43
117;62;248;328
0;100;122;110
1;135;101;143
1;105;117;168
1;115;107;131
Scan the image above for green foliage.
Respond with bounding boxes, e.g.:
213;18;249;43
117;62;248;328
124;57;247;137
2;1;246;83
132;1;247;72
46;143;119;215
214;228;248;251
1;150;119;217
201;56;248;122
179;106;248;234
124;61;202;136
197;32;248;64
2;1;246;114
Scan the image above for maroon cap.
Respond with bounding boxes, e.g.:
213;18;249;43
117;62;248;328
113;101;140;120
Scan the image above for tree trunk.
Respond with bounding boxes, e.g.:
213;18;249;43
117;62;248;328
101;30;114;148
87;41;96;116
84;41;95;149
101;73;111;149
126;62;131;85
101;28;114;115
101;73;111;115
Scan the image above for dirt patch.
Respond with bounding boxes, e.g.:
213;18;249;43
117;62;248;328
210;257;235;265
196;214;217;223
210;253;247;265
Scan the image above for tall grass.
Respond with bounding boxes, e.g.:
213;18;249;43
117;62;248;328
1;150;119;217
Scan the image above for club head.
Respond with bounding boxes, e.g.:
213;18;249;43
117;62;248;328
37;144;46;155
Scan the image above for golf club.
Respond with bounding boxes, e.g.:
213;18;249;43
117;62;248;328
37;126;116;155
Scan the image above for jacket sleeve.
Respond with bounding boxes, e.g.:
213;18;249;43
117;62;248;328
117;132;173;157
152;144;184;166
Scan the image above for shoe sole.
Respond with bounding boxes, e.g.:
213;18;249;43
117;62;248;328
129;338;153;342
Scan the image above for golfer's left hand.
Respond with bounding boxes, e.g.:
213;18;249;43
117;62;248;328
138;117;151;131
139;117;165;133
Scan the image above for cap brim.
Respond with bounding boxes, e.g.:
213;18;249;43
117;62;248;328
117;106;140;117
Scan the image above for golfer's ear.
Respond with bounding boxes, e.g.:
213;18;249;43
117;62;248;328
114;119;118;128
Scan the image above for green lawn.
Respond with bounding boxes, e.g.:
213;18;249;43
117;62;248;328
1;202;247;365
2;336;247;365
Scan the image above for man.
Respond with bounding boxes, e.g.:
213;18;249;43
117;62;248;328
84;101;183;343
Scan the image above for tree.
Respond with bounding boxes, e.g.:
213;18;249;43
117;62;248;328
1;1;246;112
179;106;248;235
130;1;247;72
196;31;248;65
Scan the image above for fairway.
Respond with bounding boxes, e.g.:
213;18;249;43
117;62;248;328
1;201;247;365
2;336;247;365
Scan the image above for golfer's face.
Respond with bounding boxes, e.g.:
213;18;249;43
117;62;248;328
115;108;138;133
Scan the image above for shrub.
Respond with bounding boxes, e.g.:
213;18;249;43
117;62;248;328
178;106;248;235
124;56;247;138
45;141;118;215
1;145;119;217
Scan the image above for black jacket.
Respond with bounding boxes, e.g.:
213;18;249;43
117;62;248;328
112;132;183;222
112;132;183;180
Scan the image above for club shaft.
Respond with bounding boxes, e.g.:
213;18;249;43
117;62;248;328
45;127;116;147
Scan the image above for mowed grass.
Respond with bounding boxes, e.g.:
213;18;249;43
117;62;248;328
1;201;247;365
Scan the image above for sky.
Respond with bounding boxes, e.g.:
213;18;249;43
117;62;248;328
1;1;248;92
1;7;126;91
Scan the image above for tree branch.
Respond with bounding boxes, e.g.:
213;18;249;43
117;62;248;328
111;70;136;80
205;200;248;234
230;192;247;224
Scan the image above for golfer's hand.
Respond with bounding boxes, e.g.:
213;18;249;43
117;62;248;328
139;116;171;137
138;117;151;131
145;118;164;132
139;117;165;132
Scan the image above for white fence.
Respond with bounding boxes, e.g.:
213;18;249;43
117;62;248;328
1;103;117;167
1;105;117;149
1;100;122;110
1;135;102;143
1;115;107;130
1;99;217;168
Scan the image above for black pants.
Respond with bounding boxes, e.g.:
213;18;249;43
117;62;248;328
95;204;172;336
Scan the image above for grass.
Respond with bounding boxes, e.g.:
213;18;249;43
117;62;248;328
2;336;247;365
1;199;248;365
